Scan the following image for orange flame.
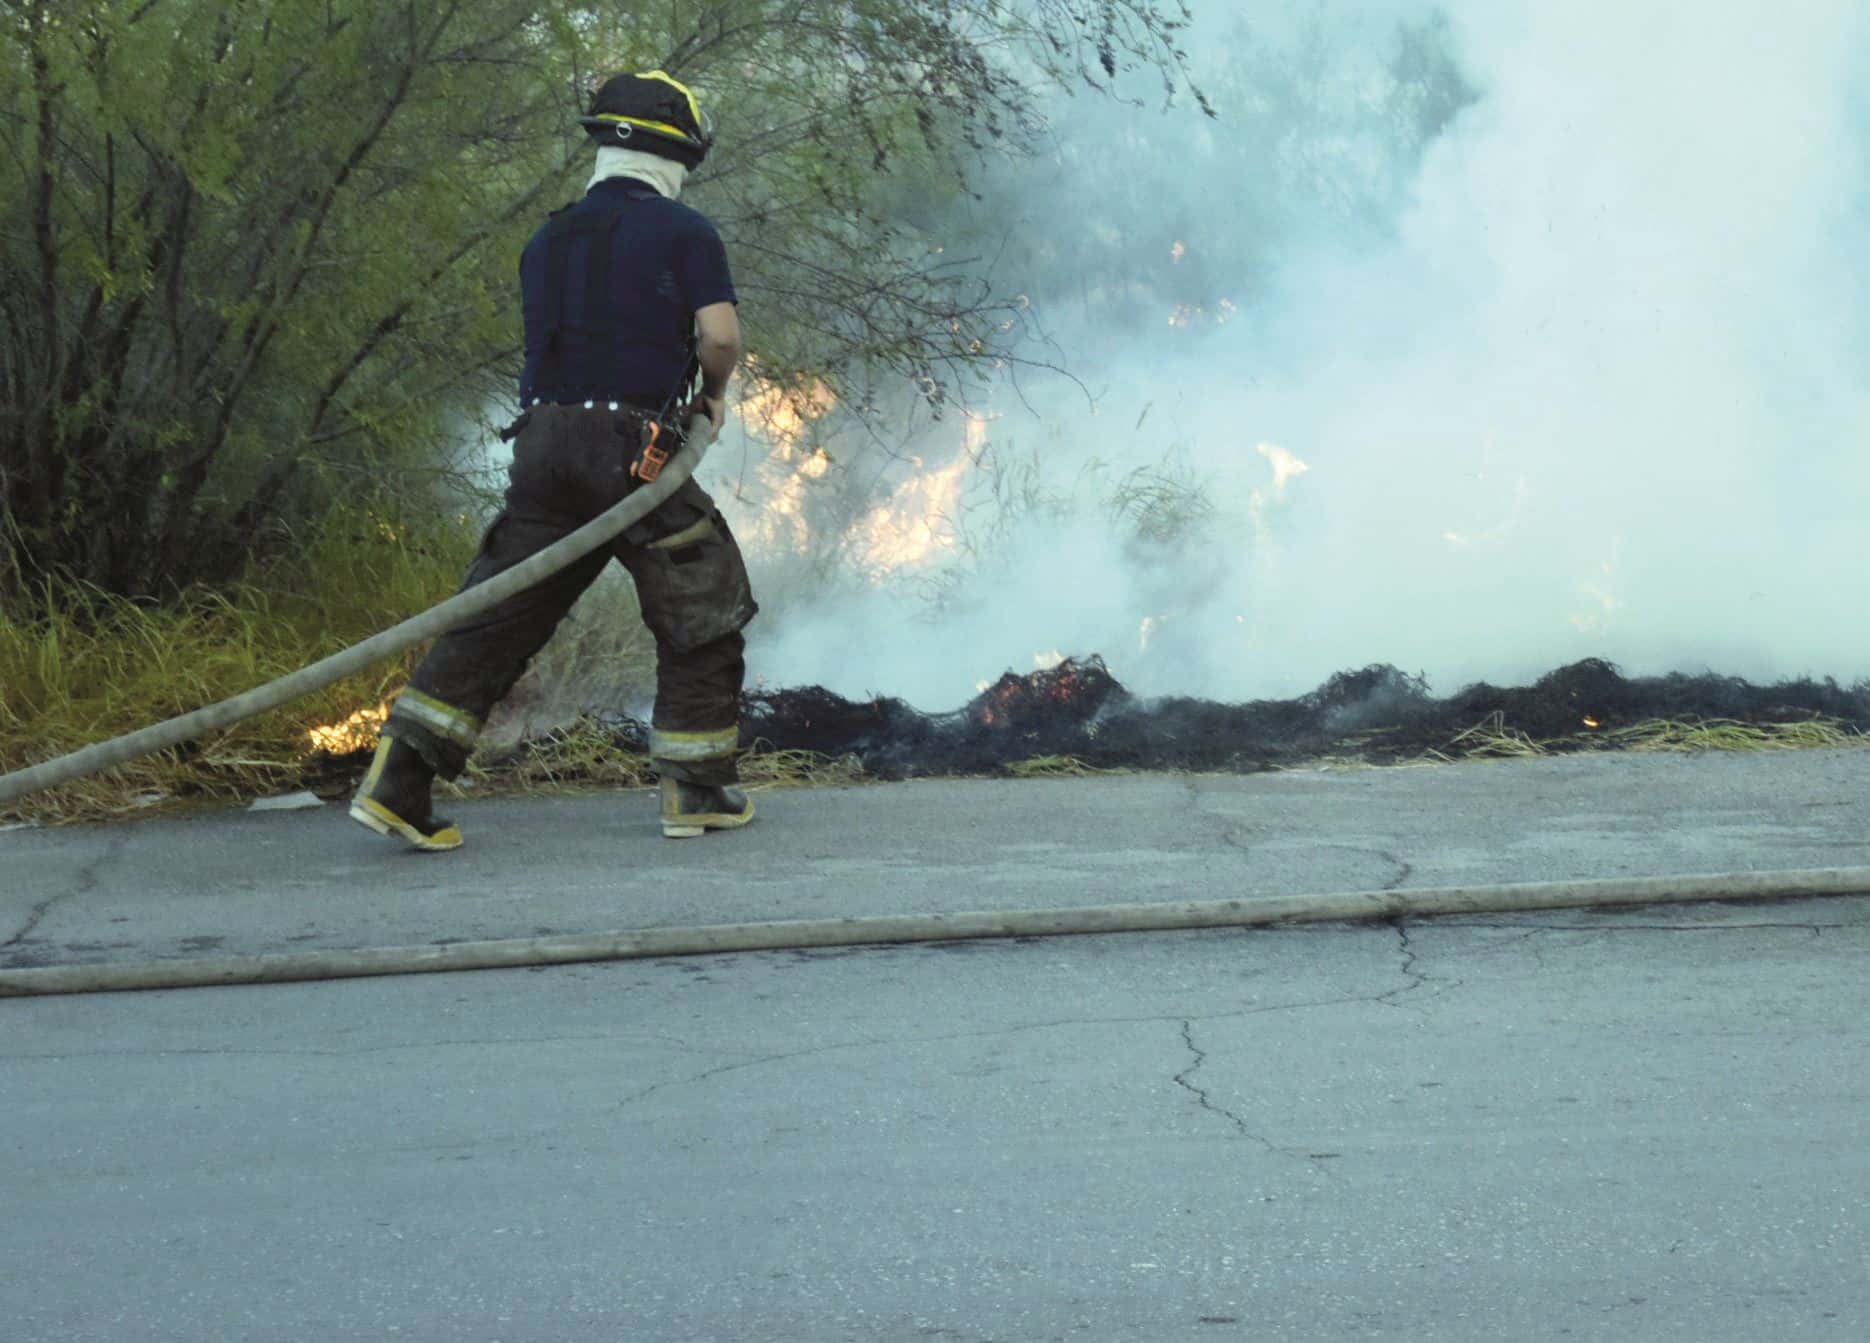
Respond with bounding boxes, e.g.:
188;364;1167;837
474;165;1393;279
307;701;390;755
851;413;995;574
739;373;838;458
737;372;841;555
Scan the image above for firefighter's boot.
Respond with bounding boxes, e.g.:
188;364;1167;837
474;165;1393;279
659;777;755;839
349;732;464;852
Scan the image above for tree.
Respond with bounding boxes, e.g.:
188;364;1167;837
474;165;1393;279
1;0;1199;598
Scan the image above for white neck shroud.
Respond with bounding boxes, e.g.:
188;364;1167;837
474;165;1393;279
587;146;688;200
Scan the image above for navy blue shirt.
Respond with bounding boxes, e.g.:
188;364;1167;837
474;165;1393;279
518;177;737;408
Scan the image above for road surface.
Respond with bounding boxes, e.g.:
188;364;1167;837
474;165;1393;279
4;750;1870;1339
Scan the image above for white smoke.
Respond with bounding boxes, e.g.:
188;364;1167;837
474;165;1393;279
731;0;1870;709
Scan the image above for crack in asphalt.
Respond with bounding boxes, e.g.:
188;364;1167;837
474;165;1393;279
611;985;1419;1113
1170;1019;1338;1170
1379;920;1426;1005
1376;850;1414;891
1374;918;1466;1011
15;916;1852;1067
2;833;127;951
1172;1018;1259;1141
615;1036;892;1110
1215;827;1416;894
1192;774;1415;893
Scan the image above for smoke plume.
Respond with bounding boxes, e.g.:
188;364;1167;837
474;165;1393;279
723;1;1870;710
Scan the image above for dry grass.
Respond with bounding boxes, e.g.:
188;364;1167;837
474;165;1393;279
454;722;655;797
1005;754;1124;778
450;731;865;801
0;506;841;825
1427;711;1550;761
1425;712;1865;764
737;744;867;788
475;567;657;754
0;500;476;826
1604;717;1862;753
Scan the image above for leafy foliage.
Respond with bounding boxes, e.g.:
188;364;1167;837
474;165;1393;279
3;0;576;594
0;0;1199;597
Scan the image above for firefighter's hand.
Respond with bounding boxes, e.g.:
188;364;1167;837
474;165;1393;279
701;393;727;431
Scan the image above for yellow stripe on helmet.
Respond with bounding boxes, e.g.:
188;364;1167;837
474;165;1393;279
636;69;703;130
592;113;701;146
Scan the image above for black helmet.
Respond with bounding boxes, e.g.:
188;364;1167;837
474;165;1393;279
578;70;713;168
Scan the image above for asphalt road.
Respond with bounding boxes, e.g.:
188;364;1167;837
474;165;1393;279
5;750;1870;1340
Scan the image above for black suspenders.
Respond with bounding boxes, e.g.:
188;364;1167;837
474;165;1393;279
535;189;692;411
540;208;622;366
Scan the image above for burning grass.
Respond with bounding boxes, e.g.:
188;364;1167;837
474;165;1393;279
9;586;1869;828
434;655;1868;799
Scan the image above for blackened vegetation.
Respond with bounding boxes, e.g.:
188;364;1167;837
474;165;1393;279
305;655;1870;792
727;656;1870;778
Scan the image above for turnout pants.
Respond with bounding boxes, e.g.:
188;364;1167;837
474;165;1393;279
386;403;757;786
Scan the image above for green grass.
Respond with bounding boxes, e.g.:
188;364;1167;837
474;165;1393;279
1;500;479;825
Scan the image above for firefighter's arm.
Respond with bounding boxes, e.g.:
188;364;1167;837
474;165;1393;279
695;302;740;430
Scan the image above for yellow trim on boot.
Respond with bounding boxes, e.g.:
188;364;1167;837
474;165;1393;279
349;735;463;852
659;778;755;839
349;795;464;852
393;688;482;750
357;733;392;796
649;724;739;762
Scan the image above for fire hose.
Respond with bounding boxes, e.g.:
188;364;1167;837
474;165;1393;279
0;414;716;809
3;867;1867;996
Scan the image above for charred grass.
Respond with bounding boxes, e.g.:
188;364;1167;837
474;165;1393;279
733;657;1870;779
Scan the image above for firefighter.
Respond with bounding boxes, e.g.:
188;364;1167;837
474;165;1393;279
351;71;757;850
